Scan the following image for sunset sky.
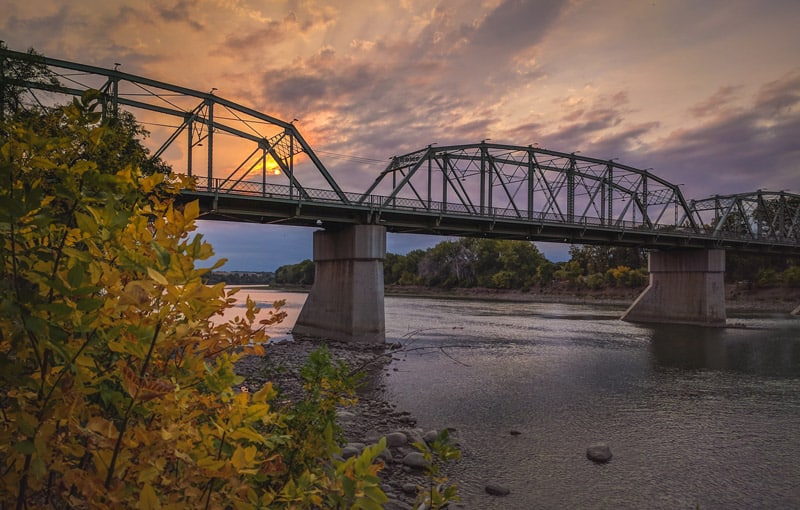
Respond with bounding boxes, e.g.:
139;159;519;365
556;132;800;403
2;0;799;270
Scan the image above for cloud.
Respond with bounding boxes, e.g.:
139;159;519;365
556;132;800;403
688;85;742;118
642;69;800;197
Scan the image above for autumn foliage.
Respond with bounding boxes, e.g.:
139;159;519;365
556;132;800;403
0;93;386;508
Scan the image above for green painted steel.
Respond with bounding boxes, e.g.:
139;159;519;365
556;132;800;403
3;48;798;254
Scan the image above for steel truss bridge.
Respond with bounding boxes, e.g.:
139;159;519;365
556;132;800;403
3;48;799;255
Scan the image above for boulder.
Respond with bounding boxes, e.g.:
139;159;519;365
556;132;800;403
586;443;613;463
401;452;430;470
385;431;408;447
422;429;439;444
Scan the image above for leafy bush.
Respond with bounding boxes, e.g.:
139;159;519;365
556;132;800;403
1;92;385;508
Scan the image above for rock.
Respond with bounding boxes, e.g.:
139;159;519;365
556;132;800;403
341;446;360;459
401;483;417;495
384;499;413;510
423;429;439;444
347;442;365;452
401;452;430;470
509;430;522;436
586;443;613;463
378;448;393;464
336;410;356;422
485;483;511;496
385;431;408;447
404;428;425;446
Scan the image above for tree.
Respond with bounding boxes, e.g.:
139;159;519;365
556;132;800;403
567;245;644;275
0;42;60;119
418;240;477;288
275;259;315;285
1;92;386;508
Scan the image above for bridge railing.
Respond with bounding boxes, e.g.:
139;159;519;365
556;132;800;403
189;176;710;235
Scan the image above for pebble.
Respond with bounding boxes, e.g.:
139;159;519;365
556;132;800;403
485;483;511;496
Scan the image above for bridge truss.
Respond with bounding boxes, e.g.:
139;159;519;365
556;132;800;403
0;47;348;203
2;48;799;254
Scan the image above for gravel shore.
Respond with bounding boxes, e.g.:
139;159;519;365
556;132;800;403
236;337;459;510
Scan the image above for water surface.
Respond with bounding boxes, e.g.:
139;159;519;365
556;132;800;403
239;289;800;509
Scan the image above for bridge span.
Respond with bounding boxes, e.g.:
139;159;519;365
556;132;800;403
3;48;799;342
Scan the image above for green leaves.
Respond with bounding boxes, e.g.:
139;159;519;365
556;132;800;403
1;88;387;509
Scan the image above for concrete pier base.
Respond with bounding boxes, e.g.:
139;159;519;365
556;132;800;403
622;249;726;326
292;225;386;344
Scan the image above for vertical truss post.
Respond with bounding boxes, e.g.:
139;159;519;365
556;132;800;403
206;98;214;183
442;154;448;212
111;77;119;117
527;150;535;220
487;151;493;213
261;149;267;197
427;157;432;210
288;131;295;200
607;165;614;225
642;172;649;226
187;119;194;179
567;157;576;223
480;147;486;215
601;175;607;226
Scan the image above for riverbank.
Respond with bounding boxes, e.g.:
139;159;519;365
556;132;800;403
389;284;800;313
268;283;800;313
235;338;461;510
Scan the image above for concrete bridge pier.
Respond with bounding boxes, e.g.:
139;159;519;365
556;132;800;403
292;225;386;344
622;249;726;326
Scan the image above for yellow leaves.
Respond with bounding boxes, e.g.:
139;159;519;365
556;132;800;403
140;172;165;194
86;416;119;439
146;267;169;286
182;200;200;222
120;362;175;402
119;280;153;307
138;483;161;510
252;381;276;404
2;99;395;509
231;445;258;473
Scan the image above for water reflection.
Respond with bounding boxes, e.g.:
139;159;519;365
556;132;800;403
648;323;800;376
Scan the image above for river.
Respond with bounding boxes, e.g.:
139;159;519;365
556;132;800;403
232;288;800;509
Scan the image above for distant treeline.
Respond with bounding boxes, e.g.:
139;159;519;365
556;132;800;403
274;240;650;291
271;239;800;291
207;241;800;291
203;271;275;285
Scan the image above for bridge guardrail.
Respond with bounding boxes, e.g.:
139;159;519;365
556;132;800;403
185;176;799;246
186;176;715;237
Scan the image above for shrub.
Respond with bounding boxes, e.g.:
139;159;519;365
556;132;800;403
0;92;385;508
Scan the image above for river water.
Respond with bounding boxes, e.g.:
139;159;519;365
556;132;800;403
235;289;800;509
